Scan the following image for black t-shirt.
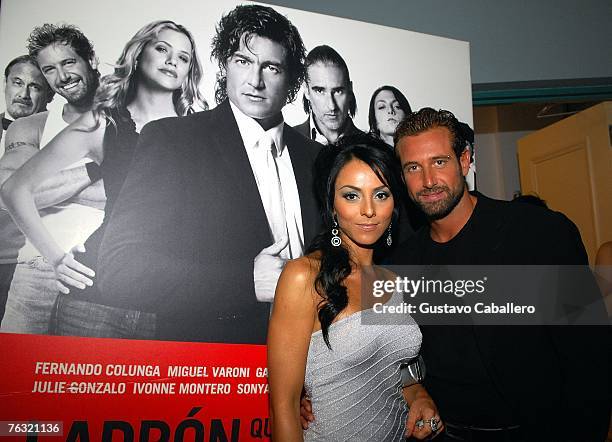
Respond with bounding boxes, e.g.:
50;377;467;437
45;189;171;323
411;196;516;426
392;192;610;439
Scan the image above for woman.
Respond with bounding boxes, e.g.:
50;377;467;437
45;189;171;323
368;85;412;147
268;134;441;441
1;20;206;337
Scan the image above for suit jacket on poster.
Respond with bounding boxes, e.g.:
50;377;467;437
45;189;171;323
392;192;610;441
294;119;311;140
95;100;321;344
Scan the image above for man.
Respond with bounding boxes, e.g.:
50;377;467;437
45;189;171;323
80;4;319;343
295;46;414;253
294;45;363;145
0;24;105;333
393;108;610;441
0;55;53;321
1;55;53;152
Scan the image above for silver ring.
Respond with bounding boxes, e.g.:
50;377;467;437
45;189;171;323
415;419;425;429
429;417;440;433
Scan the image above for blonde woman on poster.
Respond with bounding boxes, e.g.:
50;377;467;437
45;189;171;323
1;20;206;338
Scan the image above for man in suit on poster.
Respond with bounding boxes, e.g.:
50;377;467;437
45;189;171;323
92;4;320;343
294;45;364;145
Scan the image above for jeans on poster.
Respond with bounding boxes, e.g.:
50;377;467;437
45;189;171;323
50;295;156;339
0;263;17;323
0;257;57;334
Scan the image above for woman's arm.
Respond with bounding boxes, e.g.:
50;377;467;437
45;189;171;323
0;111;105;292
0;112;100;209
268;259;317;442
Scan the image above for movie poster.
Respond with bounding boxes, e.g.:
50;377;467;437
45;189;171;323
0;0;472;440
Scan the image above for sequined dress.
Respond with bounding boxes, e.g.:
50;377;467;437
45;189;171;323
303;294;422;441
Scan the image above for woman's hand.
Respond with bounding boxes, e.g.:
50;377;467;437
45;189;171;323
299;395;314;429
52;244;95;294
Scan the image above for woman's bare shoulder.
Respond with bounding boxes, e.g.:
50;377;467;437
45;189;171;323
275;254;321;308
281;255;319;286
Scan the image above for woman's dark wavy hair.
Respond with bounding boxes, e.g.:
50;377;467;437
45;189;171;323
210;4;306;105
368;85;412;138
306;133;404;348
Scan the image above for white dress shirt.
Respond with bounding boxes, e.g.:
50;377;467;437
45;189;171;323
230;101;304;259
308;113;330;145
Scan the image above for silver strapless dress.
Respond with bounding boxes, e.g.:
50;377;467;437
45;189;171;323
304;295;422;441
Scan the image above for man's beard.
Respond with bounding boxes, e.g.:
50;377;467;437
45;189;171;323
62;70;99;108
414;182;465;221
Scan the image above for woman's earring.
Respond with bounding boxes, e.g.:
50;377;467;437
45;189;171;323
386;223;393;247
331;220;341;247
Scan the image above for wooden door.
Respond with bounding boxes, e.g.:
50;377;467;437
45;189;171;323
517;102;612;264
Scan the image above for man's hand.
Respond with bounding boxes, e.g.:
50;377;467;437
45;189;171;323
404;385;443;439
53;244;95;294
253;236;288;302
300;395;314;430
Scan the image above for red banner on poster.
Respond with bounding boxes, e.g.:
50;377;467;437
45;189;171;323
0;334;270;441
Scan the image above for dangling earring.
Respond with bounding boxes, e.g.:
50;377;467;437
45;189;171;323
386;223;393;247
331;219;342;247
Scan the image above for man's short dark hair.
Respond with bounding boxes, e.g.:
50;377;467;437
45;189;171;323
302;45;356;117
394;107;467;159
211;4;306;105
4;54;54;102
27;23;95;64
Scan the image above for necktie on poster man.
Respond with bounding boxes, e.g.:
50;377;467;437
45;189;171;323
257;133;301;260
